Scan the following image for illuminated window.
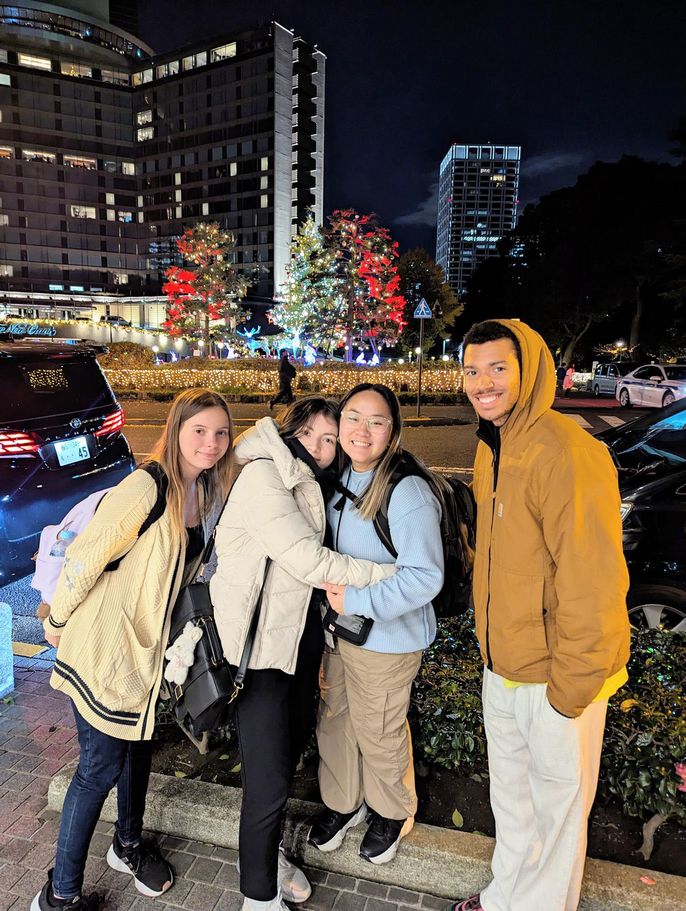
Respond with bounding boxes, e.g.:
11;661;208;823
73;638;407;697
211;43;236;62
491;174;506;183
132;68;153;86
137;126;154;141
156;60;179;79
260;175;268;190
70;205;97;219
0;265;12;276
0;146;13;159
202;202;209;215
0;214;8;225
106;193;115;205
0;51;6;64
106;209;115;221
136;109;153;125
112;272;129;285
23;150;56;164
182;51;207;71
60;61;92;78
18;53;51;71
117;211;133;223
260;156;269;171
64;155;97;170
101;69;129;86
0;73;10;87
229;162;237;176
122;161;135;175
260;194;268;208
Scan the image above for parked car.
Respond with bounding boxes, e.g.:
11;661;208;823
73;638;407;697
615;363;686;408
100;315;131;327
596;397;686;632
0;336;135;584
589;362;633;397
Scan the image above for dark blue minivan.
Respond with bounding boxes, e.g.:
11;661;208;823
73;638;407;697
0;335;135;583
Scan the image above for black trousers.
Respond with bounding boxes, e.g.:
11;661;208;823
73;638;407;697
234;605;324;900
269;380;294;407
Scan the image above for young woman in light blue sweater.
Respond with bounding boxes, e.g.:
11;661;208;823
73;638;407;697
309;383;444;865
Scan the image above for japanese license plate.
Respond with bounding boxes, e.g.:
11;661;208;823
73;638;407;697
55;436;90;467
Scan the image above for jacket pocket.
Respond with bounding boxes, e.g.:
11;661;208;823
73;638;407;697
105;616;160;712
490;569;549;668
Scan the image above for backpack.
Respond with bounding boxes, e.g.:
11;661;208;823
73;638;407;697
32;463;167;606
372;452;476;619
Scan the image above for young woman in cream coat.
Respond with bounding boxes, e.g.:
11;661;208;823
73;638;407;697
211;396;394;911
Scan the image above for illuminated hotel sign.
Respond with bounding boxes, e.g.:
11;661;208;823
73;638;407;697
0;322;57;337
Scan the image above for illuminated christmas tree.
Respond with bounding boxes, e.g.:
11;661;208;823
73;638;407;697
162;223;249;348
272;210;406;360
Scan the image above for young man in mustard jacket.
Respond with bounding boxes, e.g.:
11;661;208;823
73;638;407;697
449;319;631;911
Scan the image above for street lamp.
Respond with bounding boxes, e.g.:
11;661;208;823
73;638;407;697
151;344;159;365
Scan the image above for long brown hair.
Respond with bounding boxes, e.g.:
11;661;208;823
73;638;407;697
147;388;236;541
337;383;403;520
276;395;339;441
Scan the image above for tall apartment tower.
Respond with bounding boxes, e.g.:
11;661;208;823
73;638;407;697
0;2;325;317
436;143;521;298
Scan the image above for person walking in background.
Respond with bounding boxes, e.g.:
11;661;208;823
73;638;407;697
563;362;575;397
32;389;236;911
210;396;395;911
270;351;297;409
447;320;630;911
555;362;567;394
309;383;444;866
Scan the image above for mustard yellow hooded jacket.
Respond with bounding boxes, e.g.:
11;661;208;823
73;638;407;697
471;320;631;718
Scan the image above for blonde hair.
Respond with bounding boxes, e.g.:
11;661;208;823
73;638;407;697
337;383;403;520
147;388;236;542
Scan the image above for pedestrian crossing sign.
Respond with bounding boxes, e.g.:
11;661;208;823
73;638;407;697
414;299;432;319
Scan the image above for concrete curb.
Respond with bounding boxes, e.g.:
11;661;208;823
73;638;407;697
49;768;684;911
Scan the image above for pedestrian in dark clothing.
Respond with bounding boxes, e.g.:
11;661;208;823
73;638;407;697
270;352;296;409
555;363;567;394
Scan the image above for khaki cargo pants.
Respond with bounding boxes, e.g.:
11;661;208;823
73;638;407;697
316;638;422;821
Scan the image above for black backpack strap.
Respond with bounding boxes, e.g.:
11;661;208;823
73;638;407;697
104;462;168;572
372;453;419;560
232;558;271;695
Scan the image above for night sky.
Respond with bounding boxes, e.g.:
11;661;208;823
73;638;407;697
138;0;685;253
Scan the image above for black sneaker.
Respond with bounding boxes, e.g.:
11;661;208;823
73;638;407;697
359;813;413;864
30;869;101;911
308;803;368;852
106;832;174;897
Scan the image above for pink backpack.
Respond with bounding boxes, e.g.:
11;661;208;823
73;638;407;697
31;463;167;607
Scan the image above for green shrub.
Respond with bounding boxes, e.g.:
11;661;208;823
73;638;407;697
98;341;156;369
412;619;686;832
412;613;488;771
599;629;686;825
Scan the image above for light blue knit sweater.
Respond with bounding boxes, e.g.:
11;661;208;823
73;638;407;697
328;466;443;653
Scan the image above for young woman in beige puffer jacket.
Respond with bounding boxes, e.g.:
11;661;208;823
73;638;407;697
211;396;394;911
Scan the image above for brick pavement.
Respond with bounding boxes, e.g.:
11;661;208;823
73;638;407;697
0;655;447;911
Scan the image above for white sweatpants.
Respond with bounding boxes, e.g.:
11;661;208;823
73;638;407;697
480;669;607;911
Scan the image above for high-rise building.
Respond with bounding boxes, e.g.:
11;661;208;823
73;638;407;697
0;2;325;322
436;143;521;298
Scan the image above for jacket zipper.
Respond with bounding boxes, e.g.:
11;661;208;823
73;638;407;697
484;431;500;671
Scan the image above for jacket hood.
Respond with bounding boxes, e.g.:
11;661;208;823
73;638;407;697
495;319;556;439
234;417;312;490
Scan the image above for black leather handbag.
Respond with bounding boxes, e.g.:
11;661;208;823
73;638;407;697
166;521;271;736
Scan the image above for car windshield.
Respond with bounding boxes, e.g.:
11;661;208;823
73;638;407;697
0;359;114;420
606;404;686;470
664;366;686;381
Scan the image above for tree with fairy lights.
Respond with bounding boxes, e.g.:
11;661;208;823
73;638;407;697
272;210;406;360
162;222;249;349
270;212;336;352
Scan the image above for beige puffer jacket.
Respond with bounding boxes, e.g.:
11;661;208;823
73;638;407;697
210;418;395;673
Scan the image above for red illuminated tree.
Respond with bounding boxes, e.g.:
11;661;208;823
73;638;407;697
162;222;248;348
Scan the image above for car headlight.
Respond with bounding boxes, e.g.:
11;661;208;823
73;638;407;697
620;501;633;522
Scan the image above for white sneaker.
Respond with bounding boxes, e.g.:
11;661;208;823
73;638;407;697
237;848;312;904
241;893;290;911
277;848;312;903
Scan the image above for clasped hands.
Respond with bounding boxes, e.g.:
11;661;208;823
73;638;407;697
322;582;346;615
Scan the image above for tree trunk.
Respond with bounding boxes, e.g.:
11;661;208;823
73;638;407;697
204;312;210;353
629;282;643;361
639;812;669;861
561;314;593;365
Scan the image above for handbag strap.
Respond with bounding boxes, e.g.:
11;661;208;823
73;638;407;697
197;481;232;578
230;557;271;698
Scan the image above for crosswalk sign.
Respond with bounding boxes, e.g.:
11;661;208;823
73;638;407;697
414;298;432;319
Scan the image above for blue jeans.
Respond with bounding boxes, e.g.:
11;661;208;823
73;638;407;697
53;704;154;900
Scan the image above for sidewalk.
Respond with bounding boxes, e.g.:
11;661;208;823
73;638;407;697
0;653;446;911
